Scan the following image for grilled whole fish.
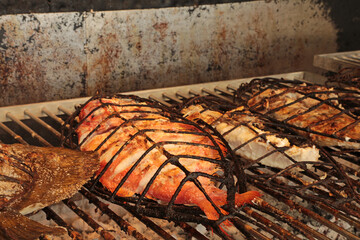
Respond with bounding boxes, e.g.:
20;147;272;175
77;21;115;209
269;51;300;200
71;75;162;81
182;104;320;169
74;95;260;224
246;85;360;149
0;143;99;240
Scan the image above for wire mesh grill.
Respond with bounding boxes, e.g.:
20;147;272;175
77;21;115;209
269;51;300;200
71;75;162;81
62;93;251;226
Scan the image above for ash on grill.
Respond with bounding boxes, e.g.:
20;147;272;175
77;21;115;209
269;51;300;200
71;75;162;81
0;75;360;240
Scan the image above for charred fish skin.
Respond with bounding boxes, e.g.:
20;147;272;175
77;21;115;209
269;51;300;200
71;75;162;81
72;94;260;224
0;143;100;240
181;104;320;170
238;78;360;149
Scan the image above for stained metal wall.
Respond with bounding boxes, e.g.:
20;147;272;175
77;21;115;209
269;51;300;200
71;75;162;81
0;0;357;106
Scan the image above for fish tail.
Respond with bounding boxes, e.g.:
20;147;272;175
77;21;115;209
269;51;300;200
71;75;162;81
212;191;261;239
195;188;261;221
0;209;66;240
235;190;261;207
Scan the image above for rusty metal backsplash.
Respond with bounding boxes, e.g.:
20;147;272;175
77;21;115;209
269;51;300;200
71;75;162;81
0;1;338;107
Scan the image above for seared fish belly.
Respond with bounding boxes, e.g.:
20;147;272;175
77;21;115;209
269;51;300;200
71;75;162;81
247;85;360;149
75;95;260;222
0;143;99;240
182;105;320;169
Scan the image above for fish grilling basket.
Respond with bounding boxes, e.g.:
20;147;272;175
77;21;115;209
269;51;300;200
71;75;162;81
230;77;360;203
62;93;252;231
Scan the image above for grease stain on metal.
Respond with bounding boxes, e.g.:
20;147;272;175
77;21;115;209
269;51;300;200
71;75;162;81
153;22;169;40
0;0;339;106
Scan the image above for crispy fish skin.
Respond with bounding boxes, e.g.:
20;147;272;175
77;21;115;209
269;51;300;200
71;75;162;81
247;85;360;149
182;105;320;169
0;143;99;240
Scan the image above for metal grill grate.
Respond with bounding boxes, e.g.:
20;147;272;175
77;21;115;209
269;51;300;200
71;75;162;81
0;72;359;240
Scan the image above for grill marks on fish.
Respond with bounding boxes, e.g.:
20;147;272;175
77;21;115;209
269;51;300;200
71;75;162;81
0;143;99;240
181;104;320;169
246;85;360;149
75;95;260;223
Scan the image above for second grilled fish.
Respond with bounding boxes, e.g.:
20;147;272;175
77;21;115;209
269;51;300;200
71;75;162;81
182;104;320;169
246;84;360;149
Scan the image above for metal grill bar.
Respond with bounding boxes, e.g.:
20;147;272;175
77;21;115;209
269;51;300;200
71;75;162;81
249;178;360;240
6;113;51;146
214;86;234;96
63;199;117;240
175;91;188;100
148;95;171;107
202;88;232;102
24;110;62;139
121;204;178;240
58;106;73;116
83;184;212;240
79;188;149;240
231;218;272;240
175;222;210;240
162;93;183;103
0;122;27;144
42;107;66;125
316;202;360;229
239;206;300;240
42;207;84;240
